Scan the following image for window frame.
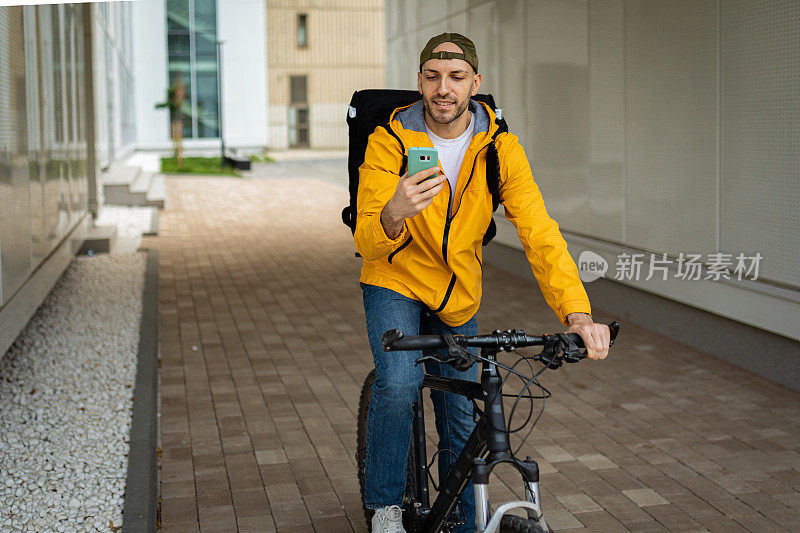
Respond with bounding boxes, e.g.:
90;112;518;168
297;13;308;48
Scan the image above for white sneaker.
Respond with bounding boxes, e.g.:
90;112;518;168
371;504;406;533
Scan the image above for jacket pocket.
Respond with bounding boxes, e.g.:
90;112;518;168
388;234;414;264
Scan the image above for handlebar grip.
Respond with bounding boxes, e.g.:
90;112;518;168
564;321;620;349
564;333;584;348
609;321;620;344
381;328;446;351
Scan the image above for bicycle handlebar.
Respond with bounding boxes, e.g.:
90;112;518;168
382;321;620;353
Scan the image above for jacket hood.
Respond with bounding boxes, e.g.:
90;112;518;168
389;98;494;137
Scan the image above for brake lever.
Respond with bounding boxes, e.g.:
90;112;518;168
558;333;586;363
534;334;564;369
443;334;475;371
415;353;447;366
414;334;475;371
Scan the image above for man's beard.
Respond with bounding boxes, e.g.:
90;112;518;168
422;94;470;125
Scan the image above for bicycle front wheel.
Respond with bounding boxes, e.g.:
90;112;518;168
356;369;418;531
499;514;552;533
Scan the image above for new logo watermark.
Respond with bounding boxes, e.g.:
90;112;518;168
578;250;608;282
577;250;762;283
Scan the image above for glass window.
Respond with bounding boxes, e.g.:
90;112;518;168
51;4;63;144
297;14;307;47
166;0;189;32
165;0;219;139
290;75;307;104
168;33;190;57
196;69;219;137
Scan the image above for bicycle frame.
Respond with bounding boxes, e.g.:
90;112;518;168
408;349;546;533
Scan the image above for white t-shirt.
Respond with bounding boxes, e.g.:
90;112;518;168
425;111;475;204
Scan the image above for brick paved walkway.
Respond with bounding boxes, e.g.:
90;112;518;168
145;172;800;532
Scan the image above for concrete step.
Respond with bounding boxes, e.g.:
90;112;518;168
101;164;141;206
144;206;159;235
122;170;153;206
100;164;165;208
78;224;117;255
99;164;140;185
145;174;165;209
130;171;154;194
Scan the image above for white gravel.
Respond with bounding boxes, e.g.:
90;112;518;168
0;253;146;532
94;205;156;241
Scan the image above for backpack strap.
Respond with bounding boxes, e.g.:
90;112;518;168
381;123;407;176
482;127;506;246
486;129;502;212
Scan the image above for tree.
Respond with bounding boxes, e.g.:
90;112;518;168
155;80;187;165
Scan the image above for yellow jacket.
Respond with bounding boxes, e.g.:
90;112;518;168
355;99;591;327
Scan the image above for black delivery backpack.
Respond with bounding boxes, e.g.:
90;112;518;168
341;89;509;249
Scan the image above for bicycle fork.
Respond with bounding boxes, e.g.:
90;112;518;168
472;353;547;532
472;457;544;529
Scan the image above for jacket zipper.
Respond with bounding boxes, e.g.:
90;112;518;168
441;142;492;265
435;140;492;313
388;234;413;264
433;273;457;313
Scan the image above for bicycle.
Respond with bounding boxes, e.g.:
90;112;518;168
356;320;620;533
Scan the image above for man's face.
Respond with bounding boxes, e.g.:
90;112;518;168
417;42;481;126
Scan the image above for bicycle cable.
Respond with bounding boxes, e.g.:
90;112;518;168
425;448;459;492
507;352;551;458
421;332;582;469
469;350;551;439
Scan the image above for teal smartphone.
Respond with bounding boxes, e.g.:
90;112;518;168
407;147;439;181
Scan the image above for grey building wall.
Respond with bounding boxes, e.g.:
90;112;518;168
385;0;800;343
0;2;134;359
0;4;90;309
93;1;136;168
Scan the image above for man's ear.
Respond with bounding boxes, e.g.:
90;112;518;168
471;73;482;96
417;72;423;94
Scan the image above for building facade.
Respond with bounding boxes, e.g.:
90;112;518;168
94;1;136;168
0;5;87;290
0;1;142;359
133;0;268;153
386;0;800;343
266;0;385;149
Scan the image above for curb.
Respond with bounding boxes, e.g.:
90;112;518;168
123;248;159;532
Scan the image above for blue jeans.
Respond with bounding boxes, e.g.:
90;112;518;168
362;283;479;533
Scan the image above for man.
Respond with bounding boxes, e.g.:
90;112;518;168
355;33;611;533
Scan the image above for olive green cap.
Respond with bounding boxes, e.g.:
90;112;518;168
419;32;478;73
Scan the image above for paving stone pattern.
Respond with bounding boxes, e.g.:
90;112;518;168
145;175;800;532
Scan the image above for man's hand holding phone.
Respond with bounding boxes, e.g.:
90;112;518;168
381;166;445;240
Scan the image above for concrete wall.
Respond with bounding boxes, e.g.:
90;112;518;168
386;0;800;342
94;1;136;168
132;0;170;153
218;0;268;149
0;4;92;358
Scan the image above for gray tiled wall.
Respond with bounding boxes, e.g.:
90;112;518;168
386;0;800;289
